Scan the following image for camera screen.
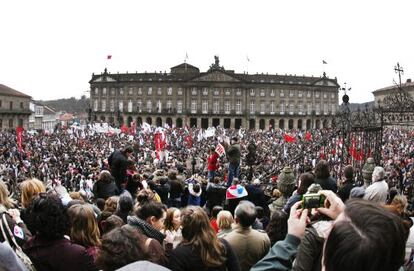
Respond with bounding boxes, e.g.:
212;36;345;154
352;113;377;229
303;194;323;209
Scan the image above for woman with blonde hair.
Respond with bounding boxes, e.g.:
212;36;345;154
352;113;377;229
20;178;46;233
67;204;101;262
217;210;234;238
20;178;46;209
169;206;240;271
0;181;14;210
0;181;31;247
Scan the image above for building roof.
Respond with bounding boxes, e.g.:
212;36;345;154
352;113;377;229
373;81;414;95
170;63;199;71
43;105;56;115
0;84;31;98
90;70;338;87
89;60;339;88
59;113;74;121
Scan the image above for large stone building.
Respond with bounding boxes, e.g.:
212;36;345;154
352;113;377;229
0;84;31;130
89;57;339;130
372;78;414;106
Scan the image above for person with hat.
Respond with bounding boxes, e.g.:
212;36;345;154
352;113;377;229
226;179;248;215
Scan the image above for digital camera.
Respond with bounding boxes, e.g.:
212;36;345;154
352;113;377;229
302;193;325;209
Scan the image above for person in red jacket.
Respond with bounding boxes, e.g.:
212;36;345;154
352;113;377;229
207;147;219;182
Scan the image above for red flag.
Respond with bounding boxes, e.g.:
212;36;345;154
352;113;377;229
319;146;325;159
185;135;193;148
349;146;364;161
129;122;136;135
120;124;129;134
284;134;296;143
154;132;165;151
107;55;112;60
305;131;312;141
16;127;23;152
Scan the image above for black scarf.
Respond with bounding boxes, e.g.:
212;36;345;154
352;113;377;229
127;215;165;245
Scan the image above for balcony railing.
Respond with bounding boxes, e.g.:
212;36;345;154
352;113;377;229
0;109;33;115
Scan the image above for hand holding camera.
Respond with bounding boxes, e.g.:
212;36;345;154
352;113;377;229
288;201;309;239
316;190;345;220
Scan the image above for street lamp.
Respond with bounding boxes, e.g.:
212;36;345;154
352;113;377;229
191;155;197;175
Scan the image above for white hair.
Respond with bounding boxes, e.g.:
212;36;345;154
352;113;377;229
372;166;385;182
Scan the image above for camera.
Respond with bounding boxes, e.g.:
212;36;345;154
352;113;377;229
302;193;325;209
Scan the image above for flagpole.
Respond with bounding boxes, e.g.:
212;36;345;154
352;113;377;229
246;55;250;74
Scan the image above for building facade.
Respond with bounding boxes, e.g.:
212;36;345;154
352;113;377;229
372;79;414;106
29;101;59;132
0;84;31;130
89;57;339;130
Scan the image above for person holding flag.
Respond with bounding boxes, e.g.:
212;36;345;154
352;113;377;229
223;137;241;187
207;147;219;181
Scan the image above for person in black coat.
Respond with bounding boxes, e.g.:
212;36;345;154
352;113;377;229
108;147;134;191
314;160;337;193
245;179;270;217
92;170;119;200
337;165;355;203
168;171;184;208
154;177;170;205
205;177;227;214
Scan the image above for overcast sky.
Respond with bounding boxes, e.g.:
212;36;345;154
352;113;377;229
1;0;413;103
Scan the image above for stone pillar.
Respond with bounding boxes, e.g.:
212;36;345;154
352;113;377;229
271;166;296;212
230;118;235;129
362;158;376;188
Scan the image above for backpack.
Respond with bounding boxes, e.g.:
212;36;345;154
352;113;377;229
0;213;36;271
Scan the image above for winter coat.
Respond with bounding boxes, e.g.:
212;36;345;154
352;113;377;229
224;225;271;271
206;183;227;210
92;180;119;200
251;234;301;271
226;144;241;166
292;221;332;271
314;176;337;192
23;236;97;271
169;239;240;271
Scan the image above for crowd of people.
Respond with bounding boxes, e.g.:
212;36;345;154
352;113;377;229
0;124;413;271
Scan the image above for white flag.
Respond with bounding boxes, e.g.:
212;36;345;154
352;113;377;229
204;127;215;138
142;122;151;133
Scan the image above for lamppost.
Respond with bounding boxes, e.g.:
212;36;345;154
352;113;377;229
246;141;256;181
87;107;92;123
191;155;197;175
116;109;122;127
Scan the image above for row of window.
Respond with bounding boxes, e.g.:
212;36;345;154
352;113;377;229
93;87;337;99
0;100;25;110
93;99;337;115
0;119;24;128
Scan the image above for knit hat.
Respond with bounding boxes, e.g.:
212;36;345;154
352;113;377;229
350;187;365;199
307;183;323;194
226;184;248;200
